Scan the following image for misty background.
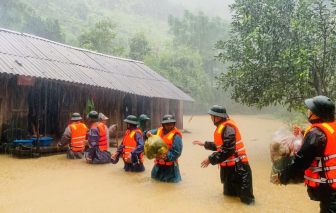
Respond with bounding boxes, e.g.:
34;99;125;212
0;0;286;117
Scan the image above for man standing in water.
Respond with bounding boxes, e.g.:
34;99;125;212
273;96;336;213
57;113;87;159
86;111;111;164
138;114;150;133
145;115;183;183
193;105;255;205
111;115;145;172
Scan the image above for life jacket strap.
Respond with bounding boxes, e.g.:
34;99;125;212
71;141;84;145
324;154;336;161
235;148;245;153
310;166;336;173
236;140;243;145
304;176;327;183
305;176;336;184
72;136;86;140
124;146;135;149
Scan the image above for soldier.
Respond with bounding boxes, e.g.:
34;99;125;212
273;96;336;212
145;115;183;183
193;105;255;205
86;111;111;164
138;114;150;133
111;115;145;172
57;113;87;159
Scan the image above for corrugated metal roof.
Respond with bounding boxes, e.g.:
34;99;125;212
0;28;194;101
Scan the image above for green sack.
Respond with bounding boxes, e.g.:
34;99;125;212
144;135;168;160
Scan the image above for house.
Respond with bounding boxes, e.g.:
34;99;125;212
0;28;193;144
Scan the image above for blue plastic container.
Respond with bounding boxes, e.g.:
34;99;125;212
13;139;34;147
31;137;53;146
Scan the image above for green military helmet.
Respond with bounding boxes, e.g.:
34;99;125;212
87;111;99;122
71;112;82;121
305;96;335;121
139;114;150;122
124;115;139;125
161;114;176;124
207;105;229;118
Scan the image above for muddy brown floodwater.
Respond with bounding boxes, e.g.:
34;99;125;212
0;115;319;213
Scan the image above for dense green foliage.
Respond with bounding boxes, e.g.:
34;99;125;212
129;31;151;61
0;0;65;42
78;20;125;56
144;43;213;110
216;0;336;111
168;11;229;83
0;0;234;112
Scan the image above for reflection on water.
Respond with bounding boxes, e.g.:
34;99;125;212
0;115;319;213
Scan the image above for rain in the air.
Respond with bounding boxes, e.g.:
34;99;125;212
1;0;336;212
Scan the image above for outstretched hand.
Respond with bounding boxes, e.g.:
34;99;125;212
193;141;205;146
111;152;119;161
201;157;210;168
293;125;302;136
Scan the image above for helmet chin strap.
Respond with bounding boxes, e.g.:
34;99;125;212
214;116;224;126
307;114;316;122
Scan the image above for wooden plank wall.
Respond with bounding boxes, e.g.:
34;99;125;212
0;75;185;143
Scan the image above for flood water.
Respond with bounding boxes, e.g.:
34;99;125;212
0;115;319;213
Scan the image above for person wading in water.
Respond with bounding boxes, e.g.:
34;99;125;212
193;105;255;205
111;115;145;172
273;96;336;213
144;115;183;183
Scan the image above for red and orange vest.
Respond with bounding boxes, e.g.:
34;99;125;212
122;129;144;163
214;119;248;167
304;121;336;189
69;122;87;152
91;123;108;151
155;127;182;166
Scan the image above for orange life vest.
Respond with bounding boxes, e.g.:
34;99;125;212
304;121;336;189
122;129;144;163
155;127;182;166
91;123;108;151
69;122;87;152
214;119;248;167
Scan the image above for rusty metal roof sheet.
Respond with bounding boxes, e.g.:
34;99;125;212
0;28;194;101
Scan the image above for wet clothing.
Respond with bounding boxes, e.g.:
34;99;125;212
144;128;183;183
86;122;111;164
279;121;336;213
115;127;145;172
58;123;85;159
205;122;255;205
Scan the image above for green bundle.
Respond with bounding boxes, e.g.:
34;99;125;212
144;135;168;159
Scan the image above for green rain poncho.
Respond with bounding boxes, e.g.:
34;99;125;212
137;114;150;132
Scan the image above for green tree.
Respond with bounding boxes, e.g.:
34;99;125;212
168;10;229;83
77;20;125;56
0;0;65;43
0;0;28;30
216;0;336;111
145;43;213;111
24;16;65;43
129;31;151;61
